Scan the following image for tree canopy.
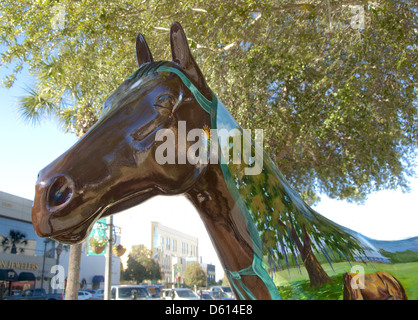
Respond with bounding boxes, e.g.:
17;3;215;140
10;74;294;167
184;262;207;288
1;0;417;203
122;245;161;283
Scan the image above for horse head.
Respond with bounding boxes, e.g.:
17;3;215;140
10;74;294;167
32;22;213;244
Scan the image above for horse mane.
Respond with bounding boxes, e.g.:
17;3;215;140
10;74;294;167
99;61;173;120
214;100;376;277
126;60;171;81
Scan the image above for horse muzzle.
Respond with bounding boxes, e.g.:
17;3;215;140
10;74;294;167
32;172;87;243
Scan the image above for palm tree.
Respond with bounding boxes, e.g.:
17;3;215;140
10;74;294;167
18;60;101;299
1;230;28;254
44;239;70;264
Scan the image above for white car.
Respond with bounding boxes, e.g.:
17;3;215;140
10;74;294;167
209;286;235;299
111;285;155;300
162;288;200;300
63;290;93;300
95;288;104;299
78;290;93;300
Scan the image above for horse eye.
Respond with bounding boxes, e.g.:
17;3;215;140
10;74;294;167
154;94;176;110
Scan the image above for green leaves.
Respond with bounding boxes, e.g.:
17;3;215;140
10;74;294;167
184;262;207;288
122;245;161;283
1;0;417;201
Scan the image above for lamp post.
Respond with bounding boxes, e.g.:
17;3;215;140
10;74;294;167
40;239;47;290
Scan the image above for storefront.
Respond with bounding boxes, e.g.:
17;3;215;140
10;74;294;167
0;190;120;299
0;251;58;296
0;190;59;298
0;267;37;297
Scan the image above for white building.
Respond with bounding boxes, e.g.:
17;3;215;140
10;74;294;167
150;221;199;285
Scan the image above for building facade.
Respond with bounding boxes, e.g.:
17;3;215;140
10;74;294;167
201;263;216;286
0;191;120;298
150;221;200;285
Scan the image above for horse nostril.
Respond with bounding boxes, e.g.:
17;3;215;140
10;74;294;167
47;175;74;212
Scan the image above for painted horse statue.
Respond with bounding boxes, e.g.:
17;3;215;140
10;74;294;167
32;22;416;300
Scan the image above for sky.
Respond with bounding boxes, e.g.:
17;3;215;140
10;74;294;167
1;67;417;282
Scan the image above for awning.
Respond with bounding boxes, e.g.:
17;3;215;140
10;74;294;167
92;275;104;283
18;272;36;281
0;269;19;281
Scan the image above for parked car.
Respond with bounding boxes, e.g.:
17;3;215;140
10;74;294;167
197;290;214;300
62;290;93;300
95;288;104;299
4;288;62;300
209;286;235;299
11;290;21;296
111;285;156;300
161;288;200;300
218;291;235;300
83;289;98;298
77;290;93;300
140;285;162;298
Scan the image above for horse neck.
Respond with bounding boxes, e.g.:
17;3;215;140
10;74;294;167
185;164;255;271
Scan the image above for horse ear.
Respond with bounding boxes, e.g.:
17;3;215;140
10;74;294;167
136;33;153;68
170;22;211;98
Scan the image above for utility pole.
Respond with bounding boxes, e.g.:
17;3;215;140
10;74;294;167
40;240;47;291
104;216;113;300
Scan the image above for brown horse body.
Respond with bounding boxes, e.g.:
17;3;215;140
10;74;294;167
343;271;407;300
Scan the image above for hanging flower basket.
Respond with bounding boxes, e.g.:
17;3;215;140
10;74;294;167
113;244;126;257
89;237;106;254
91;245;105;254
